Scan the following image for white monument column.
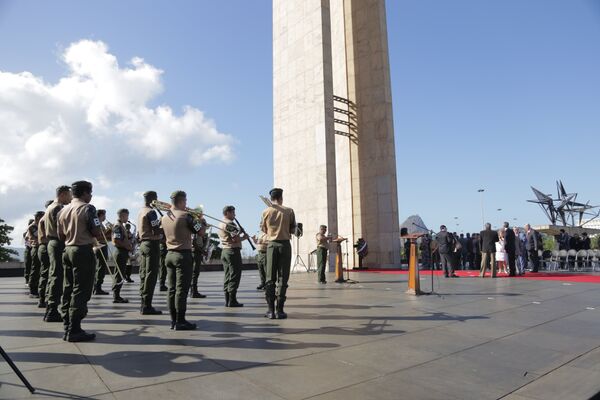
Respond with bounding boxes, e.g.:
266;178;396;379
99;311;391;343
273;0;401;268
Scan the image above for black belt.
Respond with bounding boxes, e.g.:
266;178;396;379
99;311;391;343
47;236;59;240
259;250;267;254
140;239;159;242
168;249;192;253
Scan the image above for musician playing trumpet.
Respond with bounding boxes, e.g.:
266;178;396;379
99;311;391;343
161;190;205;330
137;191;163;315
219;205;248;307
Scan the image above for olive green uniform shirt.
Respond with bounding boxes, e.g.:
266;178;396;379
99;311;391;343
261;204;296;241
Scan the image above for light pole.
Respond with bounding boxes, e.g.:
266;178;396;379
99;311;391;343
478;189;485;228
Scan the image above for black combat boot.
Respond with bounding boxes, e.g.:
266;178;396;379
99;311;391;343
160;283;168;292
169;308;177;330
37;298;47;308
67;320;96;342
141;305;163;315
45;307;63;323
93;285;109;295
224;291;230;307
62;316;69;341
276;296;288;319
113;287;129;303
228;291;243;307
256;283;265;291
190;285;206;298
174;311;197;331
265;288;276;319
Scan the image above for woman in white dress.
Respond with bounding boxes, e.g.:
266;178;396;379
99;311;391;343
496;229;507;275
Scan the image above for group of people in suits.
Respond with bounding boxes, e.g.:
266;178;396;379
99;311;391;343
422;222;543;278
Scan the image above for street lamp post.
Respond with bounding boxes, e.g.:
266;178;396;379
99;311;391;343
478;189;485;228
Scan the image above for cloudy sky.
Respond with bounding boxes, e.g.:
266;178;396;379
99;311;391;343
1;0;599;249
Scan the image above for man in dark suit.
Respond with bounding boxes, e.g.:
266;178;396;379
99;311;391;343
435;225;459;278
503;222;517;277
525;224;541;273
479;223;499;277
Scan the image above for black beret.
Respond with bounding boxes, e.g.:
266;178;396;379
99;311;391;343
143;191;158;200
35;211;45;218
117;208;129;215
223;205;235;214
269;188;283;196
170;190;186;200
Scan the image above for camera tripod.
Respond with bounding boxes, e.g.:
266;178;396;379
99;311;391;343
0;346;35;393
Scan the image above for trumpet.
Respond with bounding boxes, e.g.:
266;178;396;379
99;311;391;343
151;200;239;236
259;195;273;207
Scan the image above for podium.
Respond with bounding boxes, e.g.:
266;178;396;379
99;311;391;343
333;237;348;283
401;233;426;295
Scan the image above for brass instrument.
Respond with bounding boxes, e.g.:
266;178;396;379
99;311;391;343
151;200;239;236
259;195;273;207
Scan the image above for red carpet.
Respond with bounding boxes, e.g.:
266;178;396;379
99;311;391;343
352;269;600;284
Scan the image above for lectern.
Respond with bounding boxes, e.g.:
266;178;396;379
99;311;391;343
401;233;426;295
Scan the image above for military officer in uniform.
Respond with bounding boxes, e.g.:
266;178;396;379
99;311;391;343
27;211;44;298
219;206;247;307
93;209;110;295
261;188;296;319
36;202;53;308
111;209;132;303
137;191;163;314
57;180;102;342
190;220;208;299
252;229;268;290
161;190;205;330
44;185;72;323
159;229;168;291
316;225;331;284
23;220;34;285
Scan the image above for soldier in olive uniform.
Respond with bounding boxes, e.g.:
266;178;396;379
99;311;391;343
23;220;33;285
137;191;163;314
57;180;102;342
261;188;296;319
112;209;131;303
27;212;44;298
159;229;168;291
219;206;247;307
190;223;208;299
316;225;331;284
252;229;268;290
37;201;53;308
161;190;205;330
93;209;111;295
44;185;72;323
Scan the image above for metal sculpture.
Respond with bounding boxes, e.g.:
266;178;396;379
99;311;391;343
528;181;600;227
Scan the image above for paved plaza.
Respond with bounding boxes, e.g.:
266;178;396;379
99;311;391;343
0;269;599;400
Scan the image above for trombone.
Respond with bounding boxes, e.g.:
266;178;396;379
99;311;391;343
151;200;239;236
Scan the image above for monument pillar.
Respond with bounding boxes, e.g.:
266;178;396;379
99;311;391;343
273;0;401;268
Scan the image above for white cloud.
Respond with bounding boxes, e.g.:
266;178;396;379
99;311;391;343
0;39;235;196
0;39;237;241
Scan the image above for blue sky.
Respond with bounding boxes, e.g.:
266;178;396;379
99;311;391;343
0;0;599;246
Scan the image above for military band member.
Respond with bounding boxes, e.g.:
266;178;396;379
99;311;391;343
252;229;268;290
112;209;131;303
219;206;247;307
23;219;34;285
161;190;205;330
36;201;53;308
316;225;331;284
44;185;72;323
137;191;163;315
124;222;135;283
57;180;102;342
159;229;168;291
93;209;110;296
27;211;44;298
261;188;296;319
190;218;208;299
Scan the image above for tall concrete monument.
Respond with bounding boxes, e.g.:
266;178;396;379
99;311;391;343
273;0;401;268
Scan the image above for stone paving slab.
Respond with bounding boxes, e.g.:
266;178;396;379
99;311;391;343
0;270;599;399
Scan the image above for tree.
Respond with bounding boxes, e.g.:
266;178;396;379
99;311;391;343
0;218;19;262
